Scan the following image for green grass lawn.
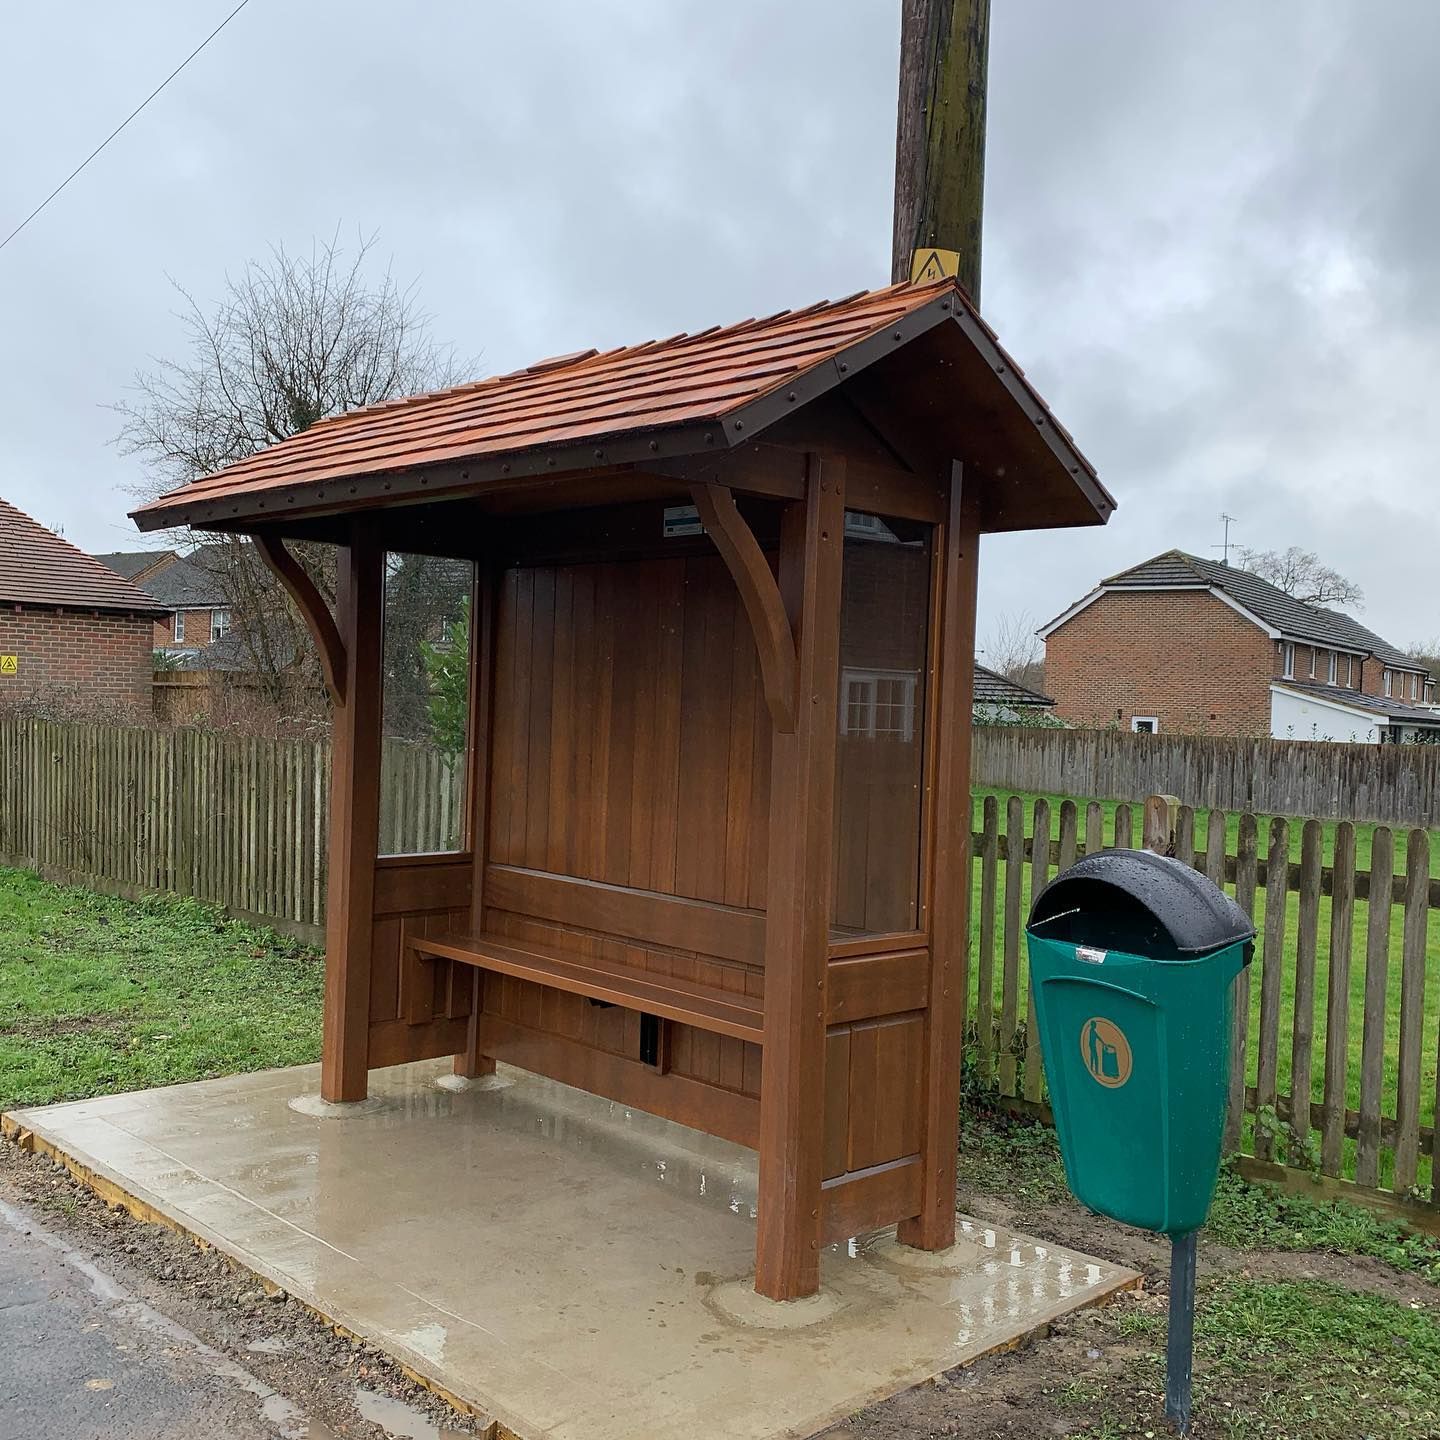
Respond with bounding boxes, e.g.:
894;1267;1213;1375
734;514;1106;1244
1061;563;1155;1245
968;788;1440;1197
0;868;322;1109
961;1108;1440;1440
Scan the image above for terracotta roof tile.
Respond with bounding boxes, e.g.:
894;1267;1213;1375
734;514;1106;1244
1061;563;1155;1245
133;279;1104;530
1;498;166;615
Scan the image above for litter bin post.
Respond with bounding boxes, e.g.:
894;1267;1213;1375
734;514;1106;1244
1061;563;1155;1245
1026;839;1255;1438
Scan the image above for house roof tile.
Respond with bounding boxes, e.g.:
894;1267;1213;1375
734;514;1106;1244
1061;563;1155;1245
1102;550;1421;671
0;498;166;616
1271;679;1440;727
93;549;176;581
973;662;1053;707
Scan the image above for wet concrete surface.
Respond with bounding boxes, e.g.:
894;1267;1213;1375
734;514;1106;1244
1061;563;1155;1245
10;1060;1139;1440
0;1197;304;1440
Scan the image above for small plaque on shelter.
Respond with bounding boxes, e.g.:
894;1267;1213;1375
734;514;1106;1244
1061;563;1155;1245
909;248;962;285
0;655;17;676
663;505;704;538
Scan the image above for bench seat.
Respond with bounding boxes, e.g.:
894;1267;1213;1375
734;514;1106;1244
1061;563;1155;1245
413;930;764;1046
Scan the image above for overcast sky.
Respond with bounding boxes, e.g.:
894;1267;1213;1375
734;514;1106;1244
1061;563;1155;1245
3;3;1438;651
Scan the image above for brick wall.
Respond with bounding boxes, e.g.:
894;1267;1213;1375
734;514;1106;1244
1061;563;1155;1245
0;607;154;715
155;607;217;648
1044;589;1274;736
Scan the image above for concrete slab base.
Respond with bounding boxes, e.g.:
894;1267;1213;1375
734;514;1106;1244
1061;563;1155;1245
5;1061;1138;1440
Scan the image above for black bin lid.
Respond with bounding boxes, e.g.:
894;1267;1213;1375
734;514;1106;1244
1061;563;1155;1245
1027;850;1256;959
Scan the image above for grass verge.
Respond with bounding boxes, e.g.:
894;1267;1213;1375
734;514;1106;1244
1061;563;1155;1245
0;867;322;1108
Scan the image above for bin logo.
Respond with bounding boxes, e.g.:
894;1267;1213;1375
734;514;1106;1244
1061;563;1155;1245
1080;1017;1132;1089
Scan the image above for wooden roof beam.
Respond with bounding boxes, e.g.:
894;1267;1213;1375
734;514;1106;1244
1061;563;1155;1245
255;535;347;706
690;481;798;733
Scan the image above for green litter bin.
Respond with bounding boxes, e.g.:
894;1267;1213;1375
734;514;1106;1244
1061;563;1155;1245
1025;851;1255;1236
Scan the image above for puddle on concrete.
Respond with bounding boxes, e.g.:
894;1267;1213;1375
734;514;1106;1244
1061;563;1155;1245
354;1385;473;1439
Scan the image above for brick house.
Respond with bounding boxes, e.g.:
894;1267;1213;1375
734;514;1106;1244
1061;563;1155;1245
0;498;165;716
1041;549;1440;742
96;548;233;656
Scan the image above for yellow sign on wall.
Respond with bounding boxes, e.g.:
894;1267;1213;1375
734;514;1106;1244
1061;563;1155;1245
0;655;17;676
909;248;962;285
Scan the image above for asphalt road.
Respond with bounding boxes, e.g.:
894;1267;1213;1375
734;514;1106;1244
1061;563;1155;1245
0;1197;310;1440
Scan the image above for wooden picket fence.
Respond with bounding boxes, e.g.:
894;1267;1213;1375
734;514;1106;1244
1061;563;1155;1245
969;793;1439;1229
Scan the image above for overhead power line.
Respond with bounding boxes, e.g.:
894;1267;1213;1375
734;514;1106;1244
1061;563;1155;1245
0;0;254;255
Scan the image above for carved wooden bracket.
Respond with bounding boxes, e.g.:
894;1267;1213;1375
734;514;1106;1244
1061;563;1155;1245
689;481;798;733
255;535;348;706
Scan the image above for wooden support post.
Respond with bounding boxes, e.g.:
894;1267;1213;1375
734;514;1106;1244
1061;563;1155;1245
899;463;979;1251
320;520;385;1102
754;455;845;1301
458;557;499;1079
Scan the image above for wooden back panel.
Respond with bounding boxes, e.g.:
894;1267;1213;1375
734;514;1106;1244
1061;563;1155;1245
489;556;771;912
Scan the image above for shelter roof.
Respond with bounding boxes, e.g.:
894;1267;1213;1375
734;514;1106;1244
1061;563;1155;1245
1270;680;1440;727
131;278;1113;535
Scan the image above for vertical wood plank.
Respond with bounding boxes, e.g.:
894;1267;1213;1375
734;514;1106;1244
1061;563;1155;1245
1289;819;1322;1163
1023;797;1050;1104
1394;828;1429;1191
898;471;979;1253
1000;793;1024;1097
1084;800;1103;858
1355;826;1394;1188
1321;821;1356;1177
1254;818;1288;1162
1114;802;1133;850
975;794;998;1083
754;455;844;1302
1224;812;1258;1153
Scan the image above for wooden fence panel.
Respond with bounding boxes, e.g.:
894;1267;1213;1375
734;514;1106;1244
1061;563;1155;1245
974;725;1440;827
1000;795;1024;1096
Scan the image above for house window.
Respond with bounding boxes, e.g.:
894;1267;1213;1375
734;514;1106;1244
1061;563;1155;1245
842;511;898;543
1131;716;1159;735
1327;651;1338;685
1347;655;1355;687
211;607;231;639
172;610;185;644
1384;669;1393;697
841;669;918;741
1309;647;1318;679
1411;673;1420;701
1282;643;1295;678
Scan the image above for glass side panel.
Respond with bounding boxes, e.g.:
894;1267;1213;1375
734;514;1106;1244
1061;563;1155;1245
831;512;933;937
378;553;474;856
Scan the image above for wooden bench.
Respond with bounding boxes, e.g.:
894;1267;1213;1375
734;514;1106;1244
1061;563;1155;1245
412;930;764;1046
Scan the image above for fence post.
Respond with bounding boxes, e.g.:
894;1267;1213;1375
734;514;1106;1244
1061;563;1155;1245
1143;794;1179;855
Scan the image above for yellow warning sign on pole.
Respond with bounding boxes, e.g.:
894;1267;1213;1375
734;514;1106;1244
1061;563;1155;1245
0;655;17;676
909;248;962;285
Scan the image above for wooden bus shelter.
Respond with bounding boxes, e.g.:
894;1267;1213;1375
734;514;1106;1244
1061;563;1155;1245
133;277;1112;1301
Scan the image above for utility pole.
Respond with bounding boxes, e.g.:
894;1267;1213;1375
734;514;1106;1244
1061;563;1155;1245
891;0;992;299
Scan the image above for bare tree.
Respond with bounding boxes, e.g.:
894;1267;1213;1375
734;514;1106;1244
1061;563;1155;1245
1234;546;1364;609
982;610;1045;692
1406;638;1440;684
115;231;469;712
